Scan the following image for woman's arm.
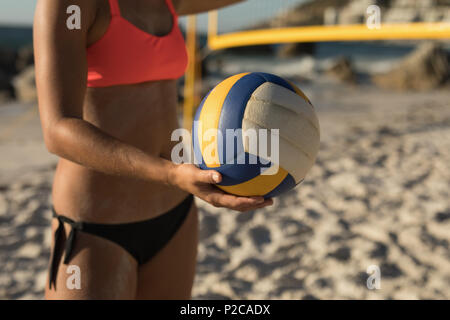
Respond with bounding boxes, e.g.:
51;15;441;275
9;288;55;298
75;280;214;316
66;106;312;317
173;0;245;16
34;0;174;184
34;0;271;211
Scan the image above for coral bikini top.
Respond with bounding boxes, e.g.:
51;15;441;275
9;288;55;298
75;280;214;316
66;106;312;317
87;0;188;87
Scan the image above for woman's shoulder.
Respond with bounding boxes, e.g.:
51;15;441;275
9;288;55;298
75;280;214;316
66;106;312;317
35;0;99;27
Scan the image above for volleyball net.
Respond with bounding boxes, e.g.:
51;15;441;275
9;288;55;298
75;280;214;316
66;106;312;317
183;0;450;128
207;0;450;50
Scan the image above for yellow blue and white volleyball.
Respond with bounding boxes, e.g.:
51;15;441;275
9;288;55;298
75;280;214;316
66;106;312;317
193;72;320;198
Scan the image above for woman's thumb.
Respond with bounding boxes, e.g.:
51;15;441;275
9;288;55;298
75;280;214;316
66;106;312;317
201;170;221;184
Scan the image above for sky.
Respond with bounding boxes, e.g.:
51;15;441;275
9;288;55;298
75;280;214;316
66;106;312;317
0;0;307;31
0;0;36;26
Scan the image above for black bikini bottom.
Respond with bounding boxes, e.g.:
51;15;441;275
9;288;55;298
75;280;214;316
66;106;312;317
48;194;194;289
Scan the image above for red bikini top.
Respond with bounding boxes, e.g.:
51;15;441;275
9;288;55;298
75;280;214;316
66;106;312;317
87;0;188;87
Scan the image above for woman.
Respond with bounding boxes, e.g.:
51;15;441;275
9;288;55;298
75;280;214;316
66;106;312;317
34;0;273;300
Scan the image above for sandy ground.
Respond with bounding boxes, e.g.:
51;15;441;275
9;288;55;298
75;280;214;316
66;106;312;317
0;83;449;300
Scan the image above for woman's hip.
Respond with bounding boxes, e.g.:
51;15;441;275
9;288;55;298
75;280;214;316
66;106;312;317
51;159;189;223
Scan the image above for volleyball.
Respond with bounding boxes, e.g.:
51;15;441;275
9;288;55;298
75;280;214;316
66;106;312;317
192;72;320;198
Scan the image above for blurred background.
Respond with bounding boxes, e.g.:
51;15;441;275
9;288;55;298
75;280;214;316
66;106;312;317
1;0;449;299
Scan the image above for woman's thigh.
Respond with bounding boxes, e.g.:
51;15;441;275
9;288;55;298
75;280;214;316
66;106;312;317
45;221;138;300
136;203;199;299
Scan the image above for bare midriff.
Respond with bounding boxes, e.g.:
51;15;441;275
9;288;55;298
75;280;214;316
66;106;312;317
52;81;188;224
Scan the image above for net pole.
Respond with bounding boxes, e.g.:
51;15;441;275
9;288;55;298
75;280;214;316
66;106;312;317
208;10;219;40
183;15;199;131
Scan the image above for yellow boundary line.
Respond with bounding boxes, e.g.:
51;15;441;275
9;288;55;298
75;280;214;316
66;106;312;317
208;22;450;50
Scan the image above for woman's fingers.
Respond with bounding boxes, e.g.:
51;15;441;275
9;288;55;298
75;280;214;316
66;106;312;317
205;189;272;212
237;198;273;212
209;192;261;207
183;164;273;212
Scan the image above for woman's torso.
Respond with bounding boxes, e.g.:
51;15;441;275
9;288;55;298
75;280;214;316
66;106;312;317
52;0;188;223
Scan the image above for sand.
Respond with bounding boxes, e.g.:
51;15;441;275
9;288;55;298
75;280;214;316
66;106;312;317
0;83;449;300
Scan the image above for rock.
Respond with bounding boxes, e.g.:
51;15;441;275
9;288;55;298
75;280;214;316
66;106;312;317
0;69;14;98
15;45;34;73
444;9;450;23
338;8;364;25
325;56;357;84
0;69;14;103
324;7;339;25
277;42;315;58
383;7;420;23
0;69;9;89
372;42;449;91
255;0;352;28
422;9;445;22
12;66;37;103
0;90;12;104
337;0;379;25
0;47;17;75
259;0;447;30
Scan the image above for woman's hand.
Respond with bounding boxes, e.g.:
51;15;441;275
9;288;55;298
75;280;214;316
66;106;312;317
169;164;273;212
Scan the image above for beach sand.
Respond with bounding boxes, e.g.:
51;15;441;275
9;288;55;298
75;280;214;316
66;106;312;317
1;83;449;299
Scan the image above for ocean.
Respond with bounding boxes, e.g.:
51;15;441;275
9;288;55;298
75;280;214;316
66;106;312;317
0;26;33;49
